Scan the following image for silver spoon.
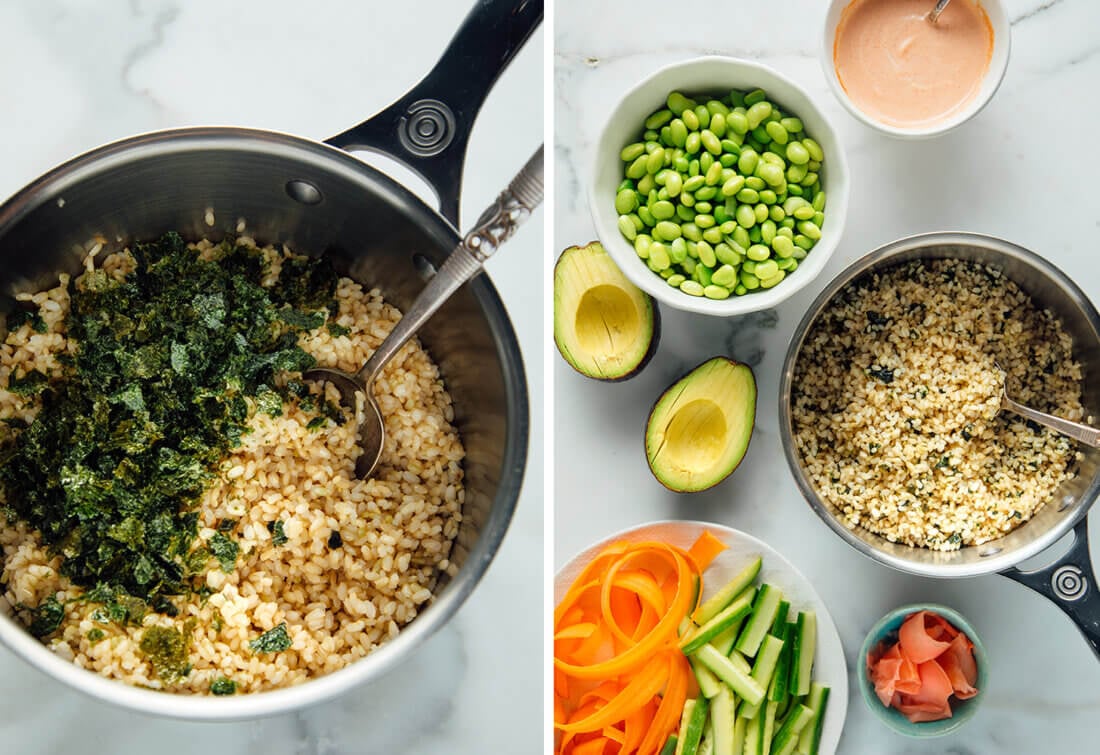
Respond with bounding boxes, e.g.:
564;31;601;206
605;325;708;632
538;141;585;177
305;145;543;478
996;365;1100;447
928;0;952;23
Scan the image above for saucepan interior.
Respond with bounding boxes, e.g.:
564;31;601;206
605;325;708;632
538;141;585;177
0;127;527;719
780;232;1100;578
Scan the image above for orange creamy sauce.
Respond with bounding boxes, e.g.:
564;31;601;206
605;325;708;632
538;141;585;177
833;0;994;128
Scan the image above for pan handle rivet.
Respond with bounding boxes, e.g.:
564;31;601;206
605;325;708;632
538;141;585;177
286;180;323;205
1053;565;1088;601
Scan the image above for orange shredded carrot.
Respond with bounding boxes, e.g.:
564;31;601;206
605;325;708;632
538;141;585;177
554;532;724;755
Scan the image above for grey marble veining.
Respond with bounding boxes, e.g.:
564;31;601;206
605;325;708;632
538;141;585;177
554;0;1100;752
0;1;543;753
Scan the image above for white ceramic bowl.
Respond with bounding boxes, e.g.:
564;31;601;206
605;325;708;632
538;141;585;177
821;0;1011;138
588;57;851;317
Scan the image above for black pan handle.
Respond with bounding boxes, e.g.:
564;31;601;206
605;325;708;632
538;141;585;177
325;0;542;228
1001;518;1100;660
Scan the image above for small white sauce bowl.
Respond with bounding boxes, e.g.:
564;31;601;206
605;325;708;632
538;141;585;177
821;0;1011;139
588;56;850;317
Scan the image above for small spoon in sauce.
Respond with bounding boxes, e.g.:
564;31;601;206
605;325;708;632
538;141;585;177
305;146;543;479
928;0;952;23
994;364;1100;447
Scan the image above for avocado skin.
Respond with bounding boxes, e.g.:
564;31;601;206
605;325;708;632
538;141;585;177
553;242;660;382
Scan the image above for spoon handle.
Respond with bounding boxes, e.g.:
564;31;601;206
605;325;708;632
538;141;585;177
356;145;544;386
928;0;952;23
1003;396;1100;448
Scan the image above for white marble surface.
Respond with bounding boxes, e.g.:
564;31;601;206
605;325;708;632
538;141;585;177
0;1;542;752
554;0;1100;752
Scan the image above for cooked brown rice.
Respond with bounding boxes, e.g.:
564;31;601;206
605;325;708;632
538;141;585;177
791;258;1083;550
0;238;465;693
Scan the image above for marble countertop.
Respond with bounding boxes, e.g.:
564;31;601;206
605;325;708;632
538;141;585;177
0;1;542;752
554;0;1100;752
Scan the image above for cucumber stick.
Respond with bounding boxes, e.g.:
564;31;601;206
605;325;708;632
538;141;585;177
770;600;790;634
711;686;736;755
771;704;814;755
661;735;680;755
735;584;783;657
698;722;715;755
675;700;695;755
762;701;779;754
691;656;723;699
680;695;710;755
742;707;766;755
695;556;762;624
739;634;785;720
731;715;747;755
682;590;756;654
797;683;830;755
710;615;747;657
768;622;793;703
693;644;766;707
789;611;817;697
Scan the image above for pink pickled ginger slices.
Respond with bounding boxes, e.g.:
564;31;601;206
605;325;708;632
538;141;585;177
867;611;979;723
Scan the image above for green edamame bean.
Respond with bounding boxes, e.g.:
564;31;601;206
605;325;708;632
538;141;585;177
644;141;661;154
751;125;772;144
719;153;737;168
634;233;652;256
682;258;697;274
682;109;700;131
760;150;785;167
769;205;785;222
669;237;688;264
660;126;673;145
798;220;822;240
734;283;748;296
694;264;713;286
711;264;738;287
772;235;795;258
615;189;637;215
618;215;637;241
655;220;682;240
701;130;722;156
765;121;789;145
695;214;716;229
637;174;655;196
720;138;741;155
714;244;740;267
704;284;730;300
705;161;724;186
733;226;751;249
667;274;686;288
694;105;710;127
649;242;670;270
787;163;808;183
743;88;767;106
794;234;814;251
754;203;769;223
667;92;694;115
757;163;785;187
742;260;756;275
759;269;786;289
663;172;682;198
791;246;807;260
710;113;727;138
669;119;688;147
702;226;723;244
760;220;776;245
780;117;803;133
621;143;646;161
746;101;773;129
802;138;824;162
681;223;702;242
719;220;737;235
735;204;756;228
776;226;793;239
801;172;818;187
714;205;730;223
738;149;759;175
722;175;746;197
626;155;647;179
656;265;673;278
786;141;810;165
650;200;676;220
699;152;714;174
689;159;700;176
748;225;762;243
744;175;766;191
685;132;701;155
776;256;797;272
813;211;825;227
707;99;730;115
812;191;826;212
758;189;777;205
645;149;665;174
746;243;770;262
680;279;705;297
781;216;796;229
645;109;672;130
726;111;749;135
696;240;717;268
678;195;695;213
736;187;760;204
754;259;779;280
637;206;656;226
695;187;718;202
694;201;714;215
740;269;760;290
682;175;704;193
807;159;821;172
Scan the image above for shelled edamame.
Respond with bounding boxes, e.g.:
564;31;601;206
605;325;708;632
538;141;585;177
615;88;827;299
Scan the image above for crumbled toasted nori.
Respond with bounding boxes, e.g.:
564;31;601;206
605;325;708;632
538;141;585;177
249;622;291;654
0;233;342;613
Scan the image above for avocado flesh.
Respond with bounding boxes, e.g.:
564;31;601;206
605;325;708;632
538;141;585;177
554;242;658;381
646;357;756;492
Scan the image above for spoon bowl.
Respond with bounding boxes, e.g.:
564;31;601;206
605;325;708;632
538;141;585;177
994;363;1100;448
305;146;543;479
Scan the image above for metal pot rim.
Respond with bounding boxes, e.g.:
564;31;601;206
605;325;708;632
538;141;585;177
778;230;1100;578
0;125;530;720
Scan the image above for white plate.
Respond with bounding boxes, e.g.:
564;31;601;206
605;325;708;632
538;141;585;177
555;520;848;755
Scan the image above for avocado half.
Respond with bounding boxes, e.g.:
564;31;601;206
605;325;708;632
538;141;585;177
645;357;757;493
553;241;659;381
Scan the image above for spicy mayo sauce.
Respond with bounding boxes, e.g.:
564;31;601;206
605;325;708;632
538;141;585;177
833;0;994;128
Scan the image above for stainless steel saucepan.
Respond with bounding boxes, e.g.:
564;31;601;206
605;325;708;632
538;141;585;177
0;0;541;720
780;232;1100;658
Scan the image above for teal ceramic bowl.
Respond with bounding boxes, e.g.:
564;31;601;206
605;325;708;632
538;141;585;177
858;603;988;738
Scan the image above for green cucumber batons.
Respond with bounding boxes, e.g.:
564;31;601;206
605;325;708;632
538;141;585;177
554;242;659;381
645;357;756;492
